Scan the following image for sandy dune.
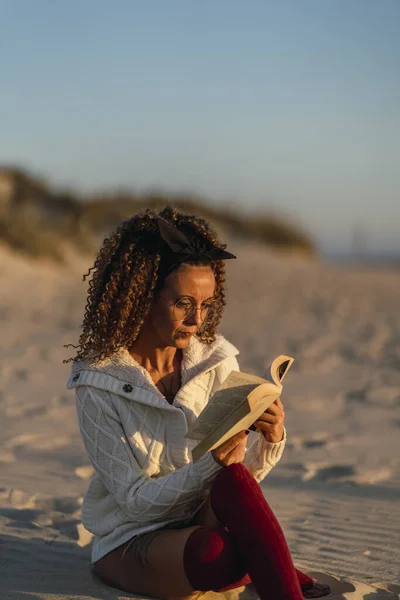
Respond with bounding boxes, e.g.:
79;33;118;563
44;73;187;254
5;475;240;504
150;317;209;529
1;241;399;599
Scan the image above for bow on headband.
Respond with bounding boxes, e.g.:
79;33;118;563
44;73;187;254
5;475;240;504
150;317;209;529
156;216;236;276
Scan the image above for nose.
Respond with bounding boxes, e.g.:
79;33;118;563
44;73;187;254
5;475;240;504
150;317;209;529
185;307;203;327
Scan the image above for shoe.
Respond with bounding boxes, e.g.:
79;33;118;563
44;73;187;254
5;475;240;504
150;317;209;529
302;582;331;598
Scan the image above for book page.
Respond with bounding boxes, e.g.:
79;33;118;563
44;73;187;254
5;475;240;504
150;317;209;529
187;383;256;440
191;387;281;461
207;388;281;450
186;371;267;440
218;370;269;388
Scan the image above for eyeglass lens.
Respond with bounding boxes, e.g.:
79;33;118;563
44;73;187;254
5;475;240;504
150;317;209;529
173;298;213;321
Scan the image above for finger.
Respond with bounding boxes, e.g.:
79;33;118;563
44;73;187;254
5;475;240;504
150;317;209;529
266;402;284;417
236;436;249;448
259;409;282;421
220;431;248;453
254;414;278;426
270;397;283;409
265;404;279;415
225;437;248;460
231;430;249;439
267;408;284;420
254;421;280;433
257;413;276;423
253;421;269;431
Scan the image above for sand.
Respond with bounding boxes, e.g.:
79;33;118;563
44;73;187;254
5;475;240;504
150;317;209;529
1;240;399;599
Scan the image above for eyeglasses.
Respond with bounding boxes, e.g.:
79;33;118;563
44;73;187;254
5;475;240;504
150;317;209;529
165;297;216;322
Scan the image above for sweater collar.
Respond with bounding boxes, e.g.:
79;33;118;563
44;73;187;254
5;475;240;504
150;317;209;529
70;333;239;401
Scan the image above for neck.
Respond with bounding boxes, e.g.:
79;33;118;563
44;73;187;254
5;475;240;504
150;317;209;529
127;332;180;374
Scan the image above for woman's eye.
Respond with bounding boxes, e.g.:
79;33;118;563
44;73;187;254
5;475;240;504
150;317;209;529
175;299;192;308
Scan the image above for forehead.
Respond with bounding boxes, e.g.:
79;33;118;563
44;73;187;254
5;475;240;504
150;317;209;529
163;265;216;297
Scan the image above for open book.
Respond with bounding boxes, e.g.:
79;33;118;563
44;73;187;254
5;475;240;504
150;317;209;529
187;355;294;462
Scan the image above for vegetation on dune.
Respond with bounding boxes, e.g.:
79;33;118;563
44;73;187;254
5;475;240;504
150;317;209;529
0;166;315;263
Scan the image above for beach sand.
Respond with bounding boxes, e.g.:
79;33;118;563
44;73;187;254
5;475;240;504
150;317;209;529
1;241;399;599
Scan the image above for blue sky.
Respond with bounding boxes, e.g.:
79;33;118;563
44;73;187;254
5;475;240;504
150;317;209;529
1;0;399;255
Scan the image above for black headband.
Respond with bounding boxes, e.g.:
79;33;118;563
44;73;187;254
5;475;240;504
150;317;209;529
156;216;236;277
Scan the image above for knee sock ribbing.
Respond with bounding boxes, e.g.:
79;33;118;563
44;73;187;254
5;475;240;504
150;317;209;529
183;464;308;599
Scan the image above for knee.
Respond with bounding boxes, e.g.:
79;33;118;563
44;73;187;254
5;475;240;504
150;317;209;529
224;463;250;478
212;462;255;492
185;526;229;563
217;462;251;482
183;526;246;591
210;463;271;520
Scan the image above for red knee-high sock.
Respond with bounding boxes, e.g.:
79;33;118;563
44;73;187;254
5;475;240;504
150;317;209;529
210;463;304;600
183;525;249;592
183;464;314;594
183;525;315;594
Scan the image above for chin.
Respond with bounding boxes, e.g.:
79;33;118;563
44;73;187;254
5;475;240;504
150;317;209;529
174;334;192;346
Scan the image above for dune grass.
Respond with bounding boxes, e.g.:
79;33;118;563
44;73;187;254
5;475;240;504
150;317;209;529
0;167;315;263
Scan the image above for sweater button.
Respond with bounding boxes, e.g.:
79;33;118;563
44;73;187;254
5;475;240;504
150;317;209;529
72;374;80;382
123;384;133;393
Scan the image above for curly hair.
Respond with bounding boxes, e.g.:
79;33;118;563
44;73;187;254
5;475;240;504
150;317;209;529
63;206;230;364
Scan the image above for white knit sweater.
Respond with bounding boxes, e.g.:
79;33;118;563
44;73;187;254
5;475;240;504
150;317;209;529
67;333;287;563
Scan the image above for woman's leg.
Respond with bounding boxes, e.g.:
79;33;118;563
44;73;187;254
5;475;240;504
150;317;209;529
93;523;253;599
209;464;330;600
192;493;320;593
93;526;202;600
93;464;330;600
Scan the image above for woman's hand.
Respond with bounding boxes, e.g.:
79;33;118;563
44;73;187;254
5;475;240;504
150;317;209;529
253;397;285;443
211;431;249;467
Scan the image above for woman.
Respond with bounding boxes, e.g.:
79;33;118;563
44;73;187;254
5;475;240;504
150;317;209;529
65;207;329;600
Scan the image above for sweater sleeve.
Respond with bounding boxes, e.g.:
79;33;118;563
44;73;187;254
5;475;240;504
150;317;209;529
243;427;287;482
76;385;222;525
219;355;287;483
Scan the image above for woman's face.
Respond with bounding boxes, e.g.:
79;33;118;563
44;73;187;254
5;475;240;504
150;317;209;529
146;264;216;348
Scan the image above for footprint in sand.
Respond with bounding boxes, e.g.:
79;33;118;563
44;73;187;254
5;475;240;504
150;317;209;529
4;402;47;419
14;368;30;381
352;468;392;485
302;463;393;486
5;488;40;509
303;439;329;449
50;394;71;407
302;463;356;482
37;496;80;515
367;387;400;407
0;490;92;547
288;433;340;452
345;388;369;404
4;433;71;451
4;488;82;515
